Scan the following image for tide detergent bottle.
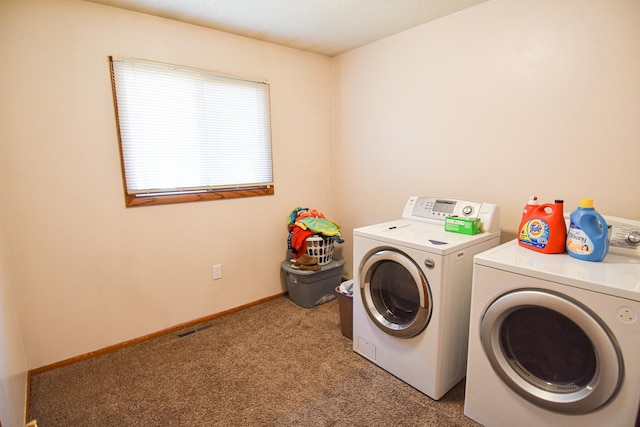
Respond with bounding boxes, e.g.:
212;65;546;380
518;197;567;253
566;198;609;261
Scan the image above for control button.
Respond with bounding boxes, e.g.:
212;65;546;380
626;231;640;245
462;206;473;215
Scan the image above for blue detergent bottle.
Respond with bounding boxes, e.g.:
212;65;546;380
566;198;609;261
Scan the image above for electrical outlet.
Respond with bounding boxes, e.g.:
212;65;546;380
212;264;222;280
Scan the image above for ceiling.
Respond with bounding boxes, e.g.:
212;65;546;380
84;0;489;56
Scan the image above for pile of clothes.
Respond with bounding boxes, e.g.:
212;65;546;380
287;207;344;270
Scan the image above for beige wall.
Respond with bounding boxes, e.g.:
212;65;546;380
0;0;333;372
333;0;640;278
0;225;27;427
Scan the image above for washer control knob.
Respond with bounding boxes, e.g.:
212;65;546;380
627;231;640;245
462;206;473;215
424;258;435;269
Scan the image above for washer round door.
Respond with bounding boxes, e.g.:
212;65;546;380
480;289;623;414
359;248;432;338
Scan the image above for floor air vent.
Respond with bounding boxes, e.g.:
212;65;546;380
177;323;213;338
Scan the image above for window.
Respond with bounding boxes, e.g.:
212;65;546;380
109;57;274;207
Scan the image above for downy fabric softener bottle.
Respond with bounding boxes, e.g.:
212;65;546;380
566;198;609;262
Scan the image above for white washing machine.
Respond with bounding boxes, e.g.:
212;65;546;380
353;196;501;400
465;217;640;426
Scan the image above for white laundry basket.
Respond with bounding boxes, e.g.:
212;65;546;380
306;235;334;265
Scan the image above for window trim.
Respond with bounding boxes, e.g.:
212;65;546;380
123;186;274;207
109;57;275;207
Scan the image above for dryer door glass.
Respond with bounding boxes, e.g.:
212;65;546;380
359;249;432;338
371;261;417;324
500;306;597;391
480;289;622;414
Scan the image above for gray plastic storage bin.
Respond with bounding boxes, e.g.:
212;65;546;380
281;258;345;308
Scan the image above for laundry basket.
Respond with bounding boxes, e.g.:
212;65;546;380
306;235;334;265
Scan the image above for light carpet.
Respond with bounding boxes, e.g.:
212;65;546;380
29;297;479;426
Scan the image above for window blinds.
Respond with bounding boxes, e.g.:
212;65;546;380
110;57;273;195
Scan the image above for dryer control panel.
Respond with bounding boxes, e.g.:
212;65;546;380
402;196;500;233
594;216;639;259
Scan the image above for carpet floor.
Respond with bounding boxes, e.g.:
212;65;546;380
29;296;480;426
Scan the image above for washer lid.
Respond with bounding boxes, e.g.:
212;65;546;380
475;240;640;302
354;220;500;256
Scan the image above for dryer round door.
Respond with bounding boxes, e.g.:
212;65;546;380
359;248;433;338
480;289;623;414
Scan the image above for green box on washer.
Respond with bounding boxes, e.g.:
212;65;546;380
445;216;481;235
281;258;345;308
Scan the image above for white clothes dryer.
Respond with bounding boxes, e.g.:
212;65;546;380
353;196;501;400
465;217;640;426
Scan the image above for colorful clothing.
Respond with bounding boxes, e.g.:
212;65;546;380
287;207;344;257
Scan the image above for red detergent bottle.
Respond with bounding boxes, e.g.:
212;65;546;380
518;197;567;254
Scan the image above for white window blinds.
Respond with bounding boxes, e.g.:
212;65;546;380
110;57;273;196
